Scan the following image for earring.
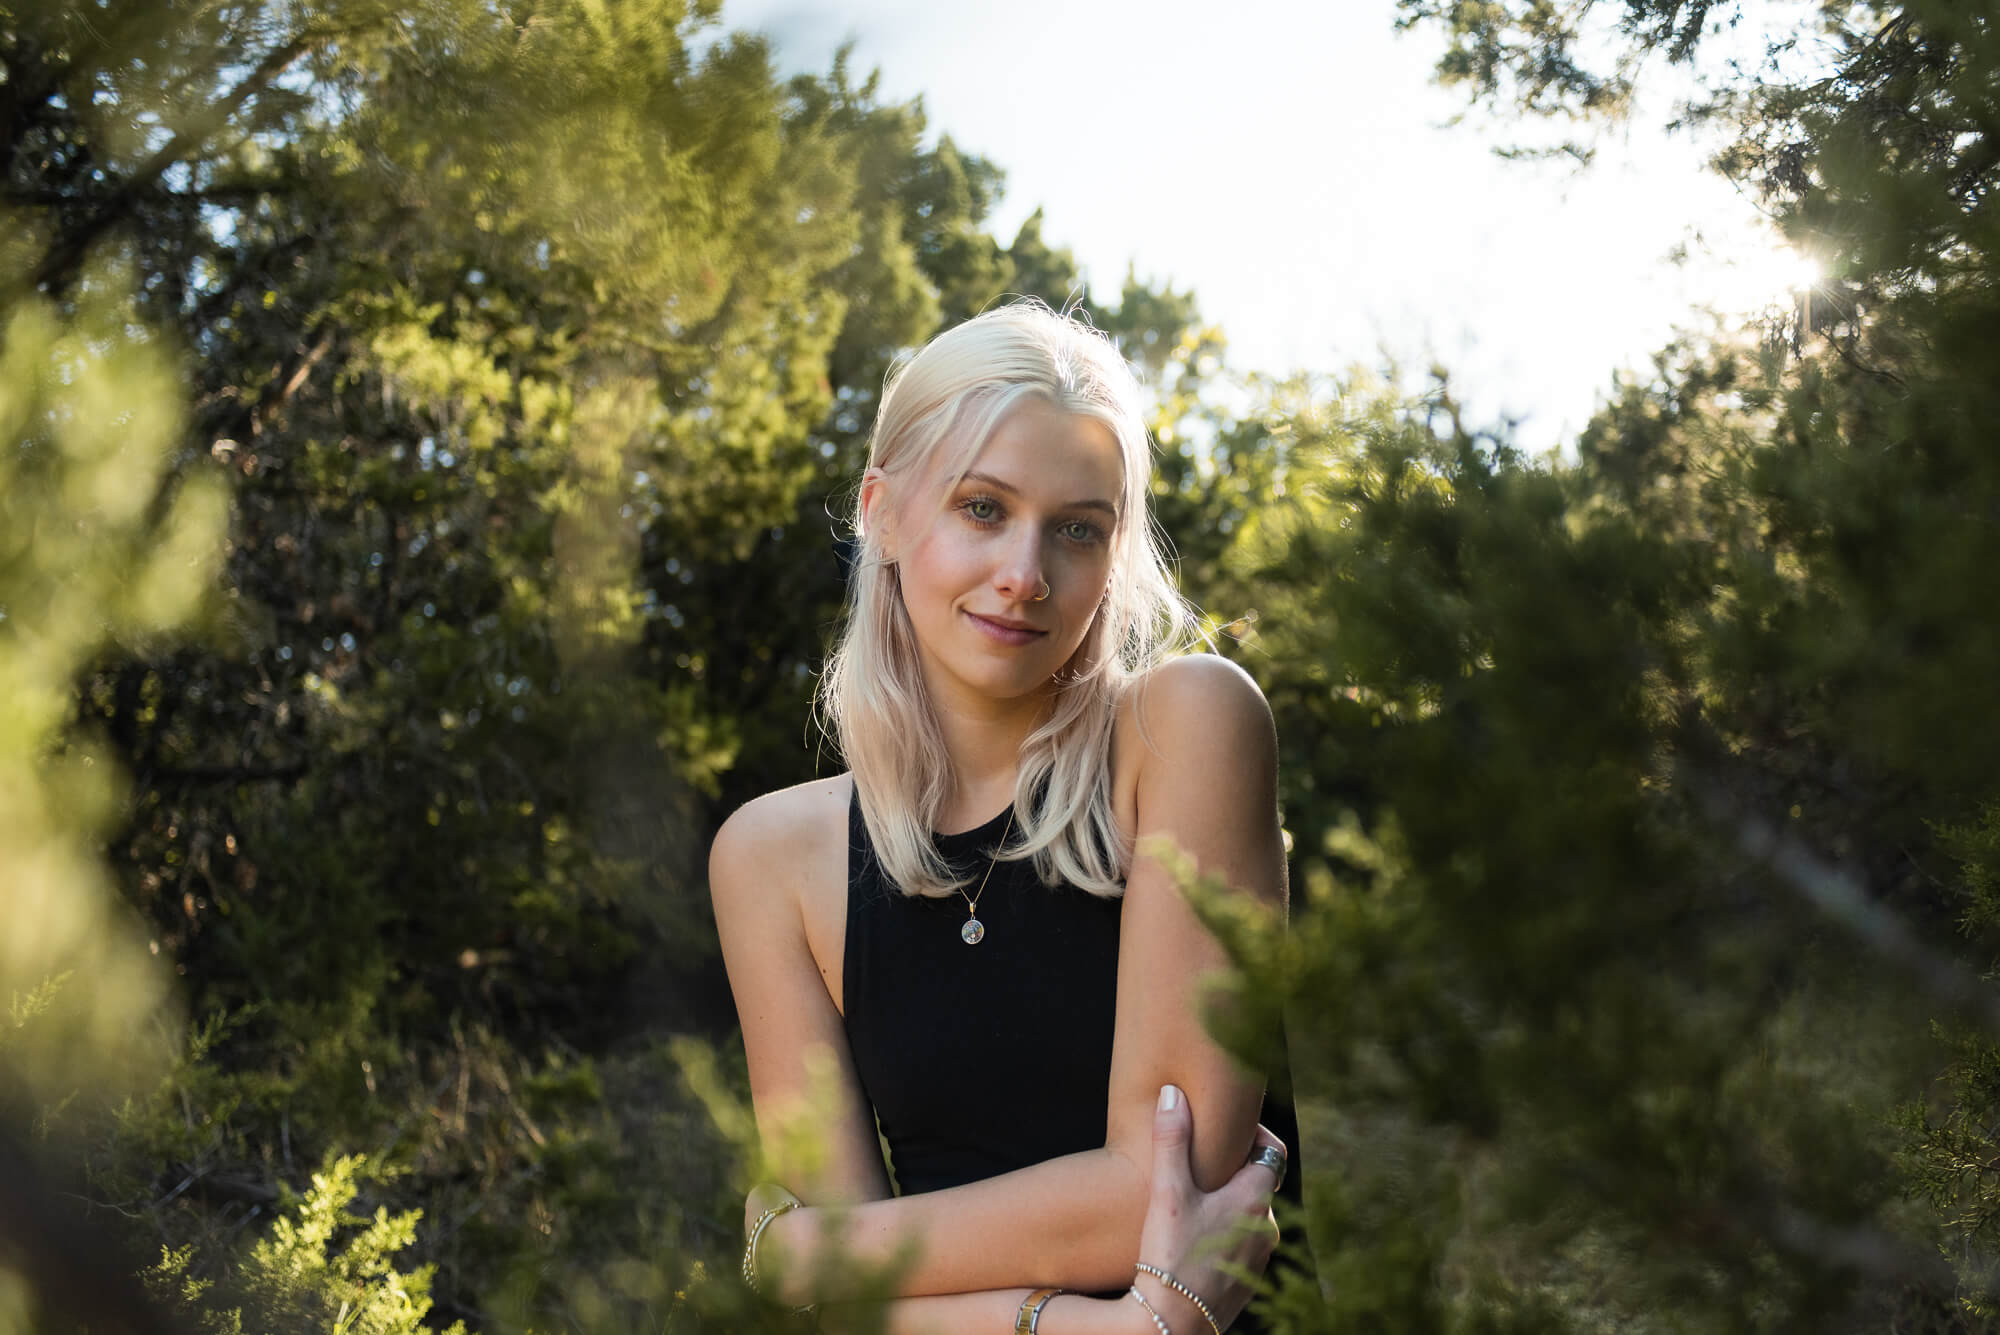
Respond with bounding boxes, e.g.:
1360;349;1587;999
1033;579;1050;602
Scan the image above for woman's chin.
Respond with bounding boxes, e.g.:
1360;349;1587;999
934;656;1061;703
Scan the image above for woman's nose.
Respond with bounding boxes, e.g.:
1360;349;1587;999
992;535;1046;603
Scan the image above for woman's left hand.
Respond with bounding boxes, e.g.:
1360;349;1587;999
1130;1084;1284;1332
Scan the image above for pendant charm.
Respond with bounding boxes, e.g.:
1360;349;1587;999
961;917;985;945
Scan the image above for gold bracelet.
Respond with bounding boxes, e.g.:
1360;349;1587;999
1128;1286;1174;1335
742;1198;816;1316
1015;1287;1064;1334
1134;1262;1221;1335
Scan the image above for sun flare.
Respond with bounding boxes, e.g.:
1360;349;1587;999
1686;227;1824;317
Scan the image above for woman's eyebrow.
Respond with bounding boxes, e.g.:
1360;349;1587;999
960;470;1119;518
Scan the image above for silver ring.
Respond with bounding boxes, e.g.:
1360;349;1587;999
1248;1144;1287;1189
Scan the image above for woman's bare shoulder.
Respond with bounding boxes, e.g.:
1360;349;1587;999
708;772;854;905
1114;653;1273;772
1106;654;1273;845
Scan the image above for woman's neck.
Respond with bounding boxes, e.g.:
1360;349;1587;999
926;683;1052;832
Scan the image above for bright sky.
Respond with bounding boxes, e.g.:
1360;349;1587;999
712;0;1814;454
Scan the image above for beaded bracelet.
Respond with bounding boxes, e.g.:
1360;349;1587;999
742;1198;817;1318
1135;1262;1221;1335
1128;1285;1175;1335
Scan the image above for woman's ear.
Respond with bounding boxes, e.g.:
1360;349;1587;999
859;467;897;562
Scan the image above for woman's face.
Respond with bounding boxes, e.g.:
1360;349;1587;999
867;400;1125;708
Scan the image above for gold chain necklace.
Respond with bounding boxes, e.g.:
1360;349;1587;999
955;807;1015;946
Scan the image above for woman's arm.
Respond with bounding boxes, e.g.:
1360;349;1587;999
758;656;1289;1301
767;1147;1147;1299
710;782;893;1209
810;1081;1286;1335
828;1289;1139;1335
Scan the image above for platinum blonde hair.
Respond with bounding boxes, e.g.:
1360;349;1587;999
820;298;1202;899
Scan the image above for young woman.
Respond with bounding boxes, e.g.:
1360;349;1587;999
710;301;1300;1333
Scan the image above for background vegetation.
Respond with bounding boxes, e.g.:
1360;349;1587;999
2;0;1996;1330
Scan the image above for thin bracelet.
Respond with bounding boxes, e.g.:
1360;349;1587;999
1135;1262;1221;1335
1128;1286;1175;1335
1015;1287;1064;1334
742;1199;797;1290
742;1200;816;1316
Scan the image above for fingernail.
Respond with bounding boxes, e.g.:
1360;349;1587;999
1157;1084;1181;1112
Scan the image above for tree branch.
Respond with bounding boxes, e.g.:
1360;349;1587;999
25;31;319;299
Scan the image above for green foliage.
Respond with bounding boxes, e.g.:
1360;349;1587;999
1895;804;2000;1316
12;0;1998;1330
239;1156;450;1335
1392;0;1719;121
4;2;1231;1327
1154;3;2000;1328
0;270;225;1111
144;1154;465;1335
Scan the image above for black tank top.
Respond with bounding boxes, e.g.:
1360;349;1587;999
842;787;1123;1194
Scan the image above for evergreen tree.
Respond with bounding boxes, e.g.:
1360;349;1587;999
1181;3;2000;1330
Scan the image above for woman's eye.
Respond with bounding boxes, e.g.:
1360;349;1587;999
963;498;999;522
1060;520;1104;544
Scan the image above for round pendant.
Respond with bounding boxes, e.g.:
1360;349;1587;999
961;917;985;945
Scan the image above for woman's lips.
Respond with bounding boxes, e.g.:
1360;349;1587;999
964;610;1047;646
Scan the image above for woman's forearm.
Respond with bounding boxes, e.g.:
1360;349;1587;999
824;1289;1140;1335
772;1144;1149;1301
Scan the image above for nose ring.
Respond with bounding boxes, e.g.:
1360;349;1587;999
1033;579;1050;602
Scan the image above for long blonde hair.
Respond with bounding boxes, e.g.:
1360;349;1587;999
819;299;1201;899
